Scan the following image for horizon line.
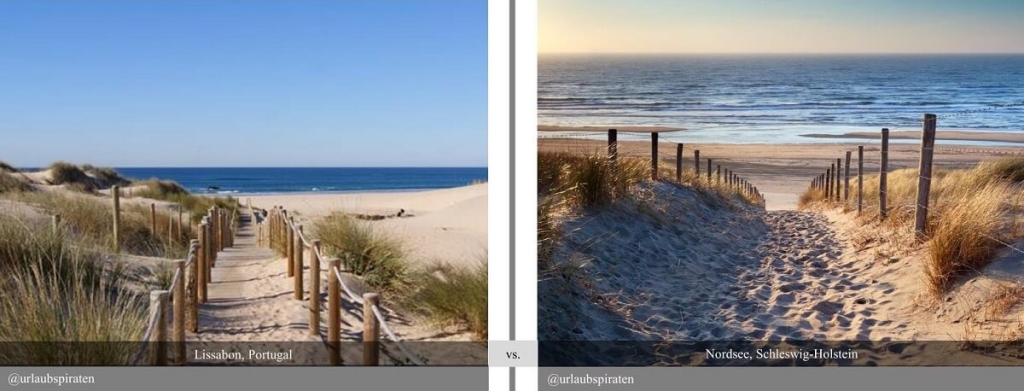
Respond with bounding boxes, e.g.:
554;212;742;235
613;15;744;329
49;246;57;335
539;51;1024;56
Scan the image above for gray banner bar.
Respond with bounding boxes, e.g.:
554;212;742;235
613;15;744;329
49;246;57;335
2;367;486;391
540;367;1024;390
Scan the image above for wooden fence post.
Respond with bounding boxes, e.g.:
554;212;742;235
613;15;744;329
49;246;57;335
707;159;712;181
198;221;208;304
844;151;852;202
178;206;183;240
112;185;121;253
608;129;618;168
880;128;890;220
651;132;658;180
310;240;322;336
328;259;341;365
149;290;169;366
288;216;296;278
716;165;721;184
363;293;380;366
827;166;833;199
188;239;199;333
151;203;157;236
172;260;186;365
835;158;842;201
294;225;304;300
694;150;701;177
675;143;683;182
915;114;937;239
857;146;864;215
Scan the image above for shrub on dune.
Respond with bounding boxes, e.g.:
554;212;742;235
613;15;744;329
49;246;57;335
47;162;97;192
0;171;33;193
313;213;409;291
404;260;487;339
0;161;17;173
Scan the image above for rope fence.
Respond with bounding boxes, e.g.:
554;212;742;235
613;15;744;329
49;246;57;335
126;202;240;366
260;206;425;366
540;128;767;207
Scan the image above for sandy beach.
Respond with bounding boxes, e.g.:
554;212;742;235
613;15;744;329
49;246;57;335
540;138;1024;210
245;184;488;267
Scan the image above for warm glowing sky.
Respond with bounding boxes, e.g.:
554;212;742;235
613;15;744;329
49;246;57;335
540;0;1024;54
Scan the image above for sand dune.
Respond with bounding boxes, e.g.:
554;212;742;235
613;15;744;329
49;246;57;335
539;180;1024;366
247;184;487;267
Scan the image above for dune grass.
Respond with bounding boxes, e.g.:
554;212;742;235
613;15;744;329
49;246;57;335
313;213;409;292
3;191;192;257
0;171;33;194
131;179;238;225
403;260;487;339
0;161;17;173
800;156;1024;295
538;150;761;270
0;215;147;365
48;162;97;192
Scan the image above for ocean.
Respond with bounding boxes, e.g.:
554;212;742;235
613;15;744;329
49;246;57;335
539;54;1024;144
112;167;487;195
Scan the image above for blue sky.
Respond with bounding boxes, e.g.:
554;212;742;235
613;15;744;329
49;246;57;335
541;0;1024;54
0;1;486;167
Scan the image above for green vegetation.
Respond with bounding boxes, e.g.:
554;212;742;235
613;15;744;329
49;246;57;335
0;161;17;173
404;261;487;339
0;215;146;365
3;191;192;258
131;179;238;225
313;213;409;292
0;171;33;193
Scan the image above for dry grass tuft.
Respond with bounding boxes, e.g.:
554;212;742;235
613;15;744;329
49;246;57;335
0;161;17;173
805;156;1024;295
985;283;1024;319
313;213;409;292
0;171;33;194
404;260;487;340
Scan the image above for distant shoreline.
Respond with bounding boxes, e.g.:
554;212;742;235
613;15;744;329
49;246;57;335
801;130;1024;144
539;124;684;133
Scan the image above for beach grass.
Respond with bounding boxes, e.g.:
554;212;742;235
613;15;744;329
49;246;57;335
0;171;33;193
800;156;1024;295
0;161;17;173
0;215;147;365
3;191;192;257
131;178;239;225
404;260;487;339
313;213;409;292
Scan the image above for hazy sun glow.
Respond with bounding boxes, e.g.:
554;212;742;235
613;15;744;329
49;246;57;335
540;0;1024;54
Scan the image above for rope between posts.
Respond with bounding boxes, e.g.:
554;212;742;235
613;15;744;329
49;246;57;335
371;305;426;366
330;265;423;365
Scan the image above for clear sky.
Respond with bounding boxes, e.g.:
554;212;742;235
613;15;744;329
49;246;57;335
540;0;1024;54
0;1;486;167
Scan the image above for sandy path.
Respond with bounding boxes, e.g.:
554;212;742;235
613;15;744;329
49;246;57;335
729;211;911;341
188;210;324;365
